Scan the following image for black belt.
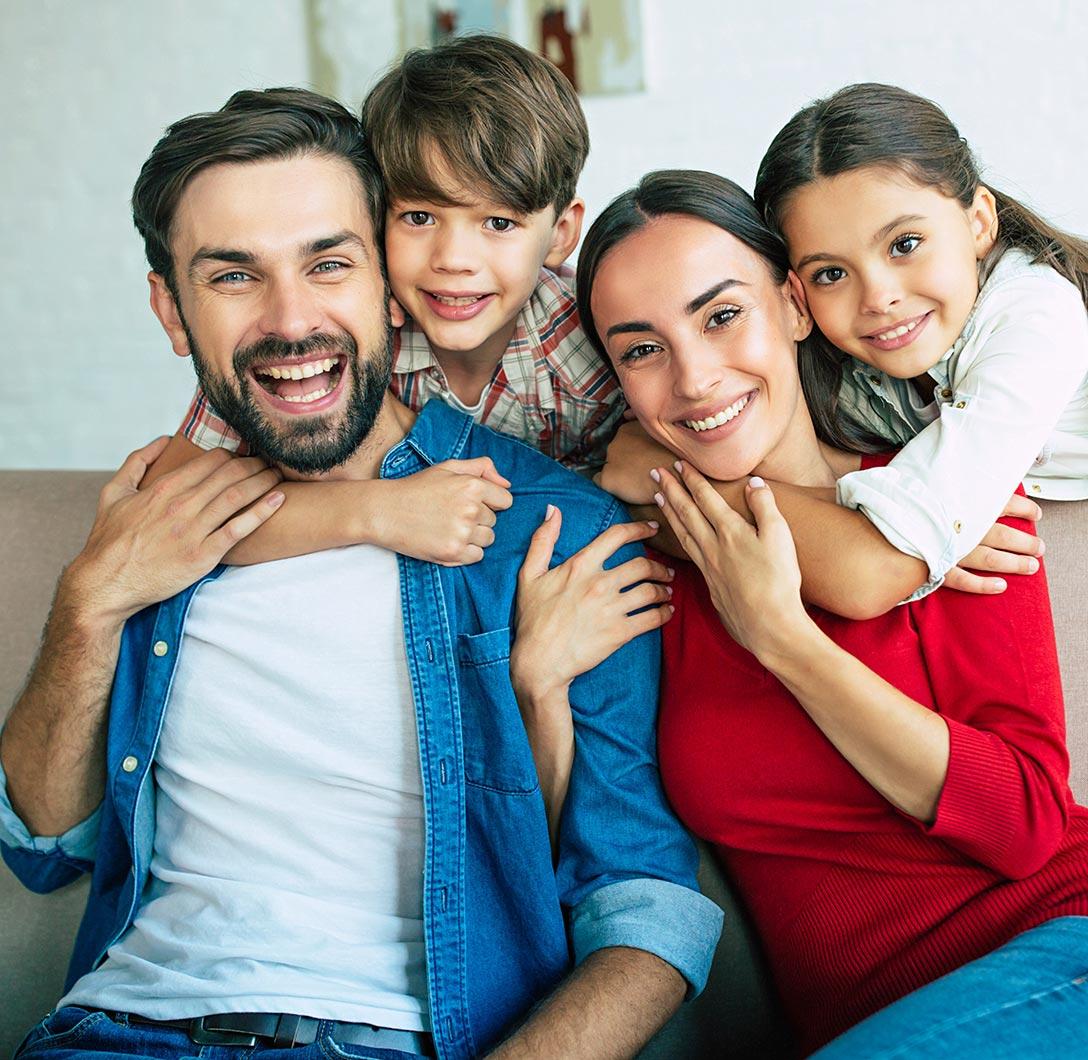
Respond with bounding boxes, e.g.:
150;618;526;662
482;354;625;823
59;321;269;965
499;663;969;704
125;1012;435;1055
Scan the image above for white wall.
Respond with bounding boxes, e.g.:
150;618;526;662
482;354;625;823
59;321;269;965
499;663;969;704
4;0;1087;468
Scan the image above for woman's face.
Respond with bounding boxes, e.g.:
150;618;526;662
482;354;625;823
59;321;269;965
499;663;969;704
590;214;813;482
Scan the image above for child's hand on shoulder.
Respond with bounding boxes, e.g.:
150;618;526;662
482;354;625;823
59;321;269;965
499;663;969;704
375;458;512;565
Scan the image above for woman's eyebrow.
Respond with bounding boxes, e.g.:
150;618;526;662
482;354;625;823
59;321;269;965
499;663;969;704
685;278;746;315
605;320;653;339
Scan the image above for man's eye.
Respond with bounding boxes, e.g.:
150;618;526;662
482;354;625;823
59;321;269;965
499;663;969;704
811;266;846;286
213;271;252;285
484;216;517;232
890;234;922;257
313;261;346;274
403;211;434;226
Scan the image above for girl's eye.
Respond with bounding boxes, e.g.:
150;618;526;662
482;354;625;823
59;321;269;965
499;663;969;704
890;234;922;257
403;211;434;227
619;341;662;364
707;306;740;329
811;266;846;286
484;216;518;232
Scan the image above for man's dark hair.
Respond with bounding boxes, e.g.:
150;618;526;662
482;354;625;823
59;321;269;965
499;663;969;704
132;87;384;294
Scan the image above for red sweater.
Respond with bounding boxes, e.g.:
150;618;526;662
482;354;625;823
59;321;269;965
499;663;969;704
657;476;1088;1054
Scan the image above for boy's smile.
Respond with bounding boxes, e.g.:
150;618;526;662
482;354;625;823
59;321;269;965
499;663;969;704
385;189;583;379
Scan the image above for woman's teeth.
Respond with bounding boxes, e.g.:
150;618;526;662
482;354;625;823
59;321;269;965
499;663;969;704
685;393;751;432
255;357;339;381
873;319;921;341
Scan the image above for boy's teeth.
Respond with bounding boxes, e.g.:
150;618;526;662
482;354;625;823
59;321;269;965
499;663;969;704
255;357;338;380
684;393;751;432
874;319;919;341
432;293;483;306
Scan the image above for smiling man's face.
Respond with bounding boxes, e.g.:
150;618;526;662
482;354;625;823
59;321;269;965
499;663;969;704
151;152;397;477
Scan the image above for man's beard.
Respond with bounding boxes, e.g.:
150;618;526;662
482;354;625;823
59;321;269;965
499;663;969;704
184;317;394;476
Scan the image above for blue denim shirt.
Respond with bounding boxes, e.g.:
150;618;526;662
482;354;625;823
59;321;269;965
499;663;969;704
1;401;722;1059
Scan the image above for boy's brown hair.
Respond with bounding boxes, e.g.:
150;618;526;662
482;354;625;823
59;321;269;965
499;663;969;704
362;34;589;216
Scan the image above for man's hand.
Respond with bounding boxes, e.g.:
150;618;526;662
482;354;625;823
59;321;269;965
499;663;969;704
67;438;284;624
368;458;513;565
944;493;1044;595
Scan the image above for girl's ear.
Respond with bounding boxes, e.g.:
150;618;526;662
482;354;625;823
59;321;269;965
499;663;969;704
544;198;585;269
786;270;814;341
970;185;999;258
148;273;192;359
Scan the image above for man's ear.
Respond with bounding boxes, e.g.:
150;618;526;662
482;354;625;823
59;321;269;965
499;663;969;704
389;293;406;329
971;185;999;259
786;269;814;341
543;197;585;270
148;273;191;358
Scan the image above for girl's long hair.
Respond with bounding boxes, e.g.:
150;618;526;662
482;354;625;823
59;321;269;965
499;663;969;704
754;82;1088;453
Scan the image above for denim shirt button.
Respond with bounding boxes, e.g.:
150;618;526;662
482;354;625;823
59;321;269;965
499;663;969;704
121;755;139;773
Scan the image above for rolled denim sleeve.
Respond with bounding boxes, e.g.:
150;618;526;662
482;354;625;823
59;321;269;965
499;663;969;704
0;745;100;879
838;270;1088;600
554;501;723;995
570;877;723;996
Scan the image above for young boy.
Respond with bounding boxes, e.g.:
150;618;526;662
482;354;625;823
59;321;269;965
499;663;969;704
161;36;624;564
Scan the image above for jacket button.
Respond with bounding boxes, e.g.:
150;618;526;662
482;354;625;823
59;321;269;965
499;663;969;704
153;641;169;657
121;755;139;773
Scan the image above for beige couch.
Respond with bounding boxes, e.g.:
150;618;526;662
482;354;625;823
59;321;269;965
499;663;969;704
1;470;1084;1058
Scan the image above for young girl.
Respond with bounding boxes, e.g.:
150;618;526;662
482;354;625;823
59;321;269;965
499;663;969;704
753;82;1088;598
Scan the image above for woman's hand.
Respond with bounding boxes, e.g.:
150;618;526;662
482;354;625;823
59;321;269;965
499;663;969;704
511;506;673;847
653;461;812;661
596;421;677;504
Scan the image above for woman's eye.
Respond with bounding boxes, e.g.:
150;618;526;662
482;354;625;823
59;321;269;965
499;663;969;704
890;234;922;257
404;211;434;226
484;216;517;232
620;342;661;363
707;306;740;328
811;266;846;286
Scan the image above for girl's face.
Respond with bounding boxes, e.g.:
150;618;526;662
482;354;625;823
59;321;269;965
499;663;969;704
591;214;814;483
781;166;997;380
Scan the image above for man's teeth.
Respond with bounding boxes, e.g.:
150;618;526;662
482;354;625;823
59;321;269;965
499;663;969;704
873;319;920;342
685;394;751;432
431;293;484;306
255;357;338;381
280;384;336;404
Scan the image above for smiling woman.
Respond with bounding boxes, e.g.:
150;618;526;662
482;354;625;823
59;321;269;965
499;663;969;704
513;167;1088;1057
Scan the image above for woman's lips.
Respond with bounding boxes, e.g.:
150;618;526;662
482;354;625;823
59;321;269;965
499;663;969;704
423;291;496;321
679;390;757;437
862;311;932;352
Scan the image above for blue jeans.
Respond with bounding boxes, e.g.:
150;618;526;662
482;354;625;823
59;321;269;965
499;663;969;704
812;917;1088;1058
15;1009;429;1060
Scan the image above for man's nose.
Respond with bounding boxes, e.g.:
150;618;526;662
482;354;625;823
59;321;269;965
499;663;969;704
257;279;324;341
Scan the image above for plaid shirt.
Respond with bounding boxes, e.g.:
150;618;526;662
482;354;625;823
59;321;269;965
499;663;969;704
177;267;625;472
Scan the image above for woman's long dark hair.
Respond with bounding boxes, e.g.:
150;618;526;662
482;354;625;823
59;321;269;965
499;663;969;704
577;169;846;451
753;82;1088;453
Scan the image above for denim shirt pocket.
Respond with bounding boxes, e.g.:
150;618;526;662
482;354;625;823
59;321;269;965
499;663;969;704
457;627;540;795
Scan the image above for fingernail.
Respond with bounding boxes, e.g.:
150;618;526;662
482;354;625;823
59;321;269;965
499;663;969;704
992;579;1007;592
654;492;665;508
1027;557;1039;573
667;567;675;578
268;491;285;507
545;503;557;520
674;460;684;473
1036;539;1046;556
647;520;660;530
649;468;661;483
749;476;766;488
666;585;673;597
666;604;675;616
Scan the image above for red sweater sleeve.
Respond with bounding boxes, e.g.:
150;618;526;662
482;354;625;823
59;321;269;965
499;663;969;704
913;510;1070;878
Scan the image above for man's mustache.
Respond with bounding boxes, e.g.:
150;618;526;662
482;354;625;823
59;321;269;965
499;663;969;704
233;332;357;372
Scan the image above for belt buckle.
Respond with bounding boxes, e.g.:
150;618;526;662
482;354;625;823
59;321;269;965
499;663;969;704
188;1017;259;1047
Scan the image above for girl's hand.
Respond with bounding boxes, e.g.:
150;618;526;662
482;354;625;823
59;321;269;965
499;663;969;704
945;492;1045;594
511;507;673;850
653;461;812;660
596;421;677;504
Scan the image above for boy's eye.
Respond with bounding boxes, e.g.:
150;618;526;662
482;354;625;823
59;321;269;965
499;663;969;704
707;306;740;329
811;266;846;286
403;211;435;227
484;216;518;232
890;234;922;257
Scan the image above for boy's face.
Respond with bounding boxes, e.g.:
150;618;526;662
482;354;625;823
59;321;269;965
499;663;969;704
385;183;583;367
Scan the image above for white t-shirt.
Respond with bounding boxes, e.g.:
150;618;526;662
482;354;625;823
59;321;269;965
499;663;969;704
836;248;1088;595
61;546;429;1029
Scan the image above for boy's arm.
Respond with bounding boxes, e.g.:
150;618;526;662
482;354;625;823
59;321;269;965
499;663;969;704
142;436;513;566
